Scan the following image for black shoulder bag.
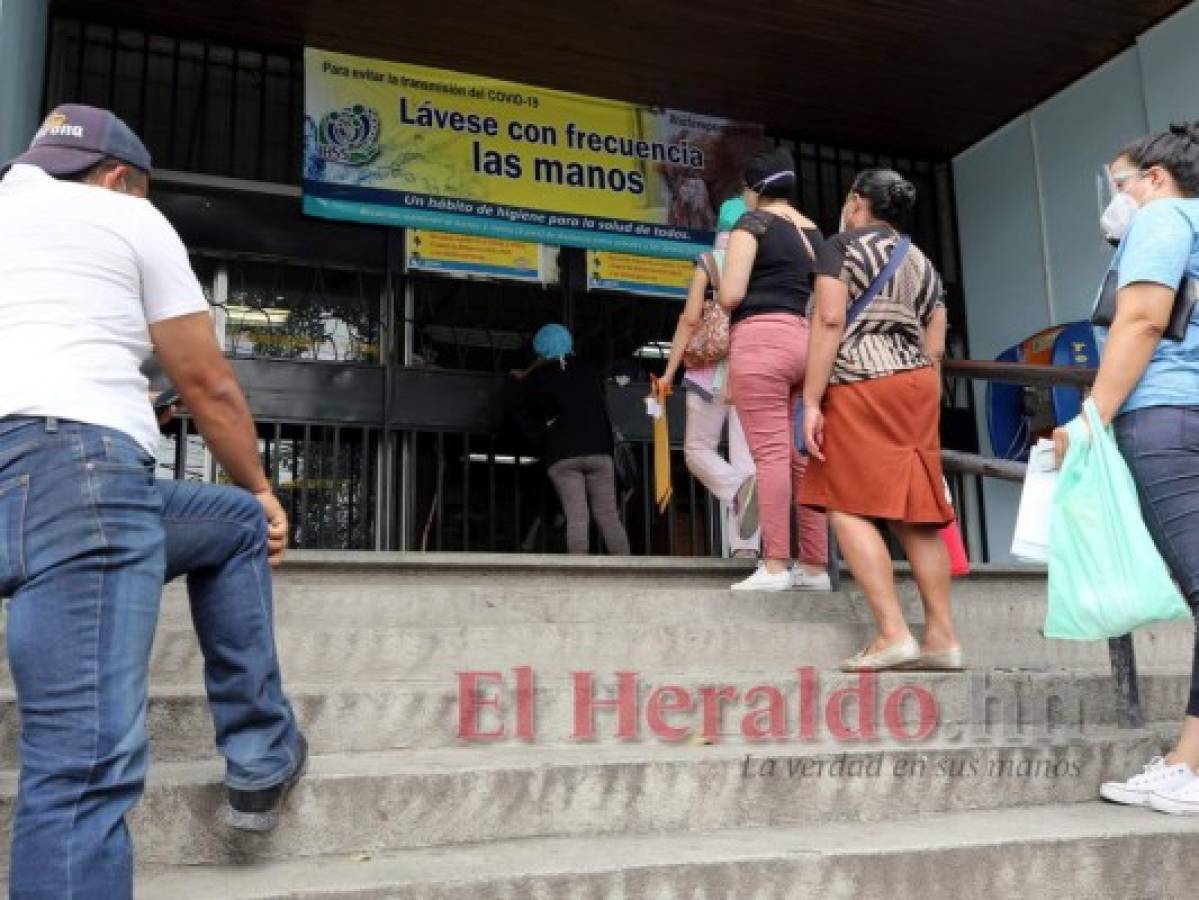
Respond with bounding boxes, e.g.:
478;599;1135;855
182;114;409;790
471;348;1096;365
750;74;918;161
1090;271;1198;342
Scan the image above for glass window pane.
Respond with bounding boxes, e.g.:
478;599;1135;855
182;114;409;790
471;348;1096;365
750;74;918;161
412;274;560;373
222;260;382;364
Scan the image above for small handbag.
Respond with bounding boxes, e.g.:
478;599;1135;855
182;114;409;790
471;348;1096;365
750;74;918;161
682;252;730;367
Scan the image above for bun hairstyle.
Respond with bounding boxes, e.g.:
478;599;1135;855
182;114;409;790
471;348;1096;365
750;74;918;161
742;146;796;200
1119;121;1199;196
850;168;917;230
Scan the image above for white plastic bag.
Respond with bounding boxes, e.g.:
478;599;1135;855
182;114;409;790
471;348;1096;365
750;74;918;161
1011;438;1057;563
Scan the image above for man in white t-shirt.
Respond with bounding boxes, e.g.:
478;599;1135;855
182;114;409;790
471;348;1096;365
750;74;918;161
0;105;305;898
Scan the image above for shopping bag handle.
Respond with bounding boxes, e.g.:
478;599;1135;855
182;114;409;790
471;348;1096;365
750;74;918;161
1082;398;1105;436
1063;403;1094;462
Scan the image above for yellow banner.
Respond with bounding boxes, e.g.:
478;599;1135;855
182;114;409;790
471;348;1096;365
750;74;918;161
303;48;762;258
587;250;693;299
406;229;551;282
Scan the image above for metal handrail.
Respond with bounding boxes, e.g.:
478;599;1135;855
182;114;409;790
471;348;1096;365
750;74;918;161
943;359;1096;389
942;358;1142;730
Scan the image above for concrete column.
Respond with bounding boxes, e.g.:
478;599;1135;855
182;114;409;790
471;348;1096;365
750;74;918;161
0;0;49;163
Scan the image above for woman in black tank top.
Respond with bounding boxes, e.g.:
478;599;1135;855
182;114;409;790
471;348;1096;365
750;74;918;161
717;147;829;593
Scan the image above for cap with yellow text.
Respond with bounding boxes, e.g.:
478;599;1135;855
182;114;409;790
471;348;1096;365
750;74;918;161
1;104;152;179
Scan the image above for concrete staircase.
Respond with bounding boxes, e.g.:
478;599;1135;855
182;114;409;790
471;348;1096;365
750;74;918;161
1;552;1196;899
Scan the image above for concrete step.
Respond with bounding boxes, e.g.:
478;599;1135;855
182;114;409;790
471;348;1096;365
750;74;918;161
157;577;1084;628
0;671;1190;764
134;619;1199;684
0;731;1160;867
1;618;1189;688
132;801;1199;900
152;555;1056;629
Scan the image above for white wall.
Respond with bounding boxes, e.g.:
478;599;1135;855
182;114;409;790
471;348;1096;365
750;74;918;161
954;117;1051;561
953;1;1199;560
1139;2;1199;130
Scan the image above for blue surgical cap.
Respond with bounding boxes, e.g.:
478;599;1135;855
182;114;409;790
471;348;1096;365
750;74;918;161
533;323;573;360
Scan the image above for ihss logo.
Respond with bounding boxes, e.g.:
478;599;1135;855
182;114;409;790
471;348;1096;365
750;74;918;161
316;105;382;166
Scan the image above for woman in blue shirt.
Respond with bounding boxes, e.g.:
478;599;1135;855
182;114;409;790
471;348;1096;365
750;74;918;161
1055;122;1199;814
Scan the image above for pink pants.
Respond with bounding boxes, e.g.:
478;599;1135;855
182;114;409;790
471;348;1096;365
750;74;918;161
730;314;829;564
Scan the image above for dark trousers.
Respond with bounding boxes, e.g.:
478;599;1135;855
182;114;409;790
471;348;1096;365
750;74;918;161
1115;405;1199;718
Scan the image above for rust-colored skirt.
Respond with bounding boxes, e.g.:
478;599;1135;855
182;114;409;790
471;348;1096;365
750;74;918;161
800;366;953;526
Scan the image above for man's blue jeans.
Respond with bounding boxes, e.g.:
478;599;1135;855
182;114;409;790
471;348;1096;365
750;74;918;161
1114;405;1199;719
160;475;300;793
0;417;299;898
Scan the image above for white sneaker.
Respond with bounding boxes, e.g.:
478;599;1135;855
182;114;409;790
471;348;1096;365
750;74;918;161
1100;757;1198;807
731;564;793;592
790;566;832;591
1150;768;1199;815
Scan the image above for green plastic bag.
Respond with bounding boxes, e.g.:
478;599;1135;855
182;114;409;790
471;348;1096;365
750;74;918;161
1046;399;1191;640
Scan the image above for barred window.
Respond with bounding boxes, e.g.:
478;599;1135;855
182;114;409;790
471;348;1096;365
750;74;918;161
44;18;302;183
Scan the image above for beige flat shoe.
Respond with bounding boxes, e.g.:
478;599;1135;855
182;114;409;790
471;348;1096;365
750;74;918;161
840;637;920;672
900;647;965;671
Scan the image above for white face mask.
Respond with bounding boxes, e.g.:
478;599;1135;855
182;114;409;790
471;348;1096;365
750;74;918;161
1100;192;1138;244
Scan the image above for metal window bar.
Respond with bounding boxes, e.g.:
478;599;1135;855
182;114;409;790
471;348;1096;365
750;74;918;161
488;436;498;552
664;464;676;556
187;41;211;173
228;47;239;180
286;55;300;184
640;442;652;553
103;25;117;110
299;423;311;548
256;50;269;179
172;416;188;480
513;452;523;554
71;20;85;101
269;421;282;494
462;433;471;551
436;432;446;551
167;36;181;165
358;426;371;550
327;426;340;549
137;29;150;136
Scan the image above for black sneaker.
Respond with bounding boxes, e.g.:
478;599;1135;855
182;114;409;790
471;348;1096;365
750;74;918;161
225;733;308;832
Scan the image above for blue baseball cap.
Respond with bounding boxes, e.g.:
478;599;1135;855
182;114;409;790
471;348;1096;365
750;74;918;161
2;104;152;178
